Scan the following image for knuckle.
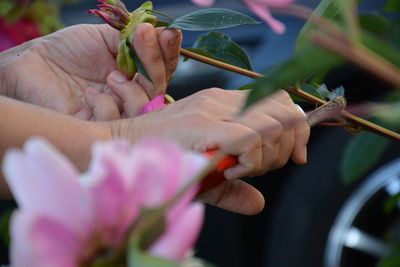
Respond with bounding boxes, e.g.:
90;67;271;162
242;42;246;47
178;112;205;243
200;88;224;97
269;119;284;141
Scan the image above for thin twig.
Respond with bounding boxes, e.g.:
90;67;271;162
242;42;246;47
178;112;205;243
180;48;400;141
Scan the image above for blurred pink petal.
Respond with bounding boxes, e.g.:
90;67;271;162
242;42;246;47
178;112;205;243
3;137;207;265
11;212;80;267
261;0;295;8
191;0;215;7
3;139;93;239
150;203;205;261
243;0;286;34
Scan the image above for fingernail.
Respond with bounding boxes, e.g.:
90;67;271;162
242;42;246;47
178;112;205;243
87;87;100;95
109;71;127;83
142;25;156;44
168;31;180;46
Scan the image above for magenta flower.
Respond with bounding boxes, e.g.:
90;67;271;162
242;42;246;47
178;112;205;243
3;137;207;266
191;0;296;34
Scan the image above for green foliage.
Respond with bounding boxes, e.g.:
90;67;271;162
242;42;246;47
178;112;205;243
242;47;340;111
296;0;341;53
360;14;400;47
384;0;400;13
167;8;260;31
0;209;13;246
0;0;14;16
340;132;390;185
384;193;400;214
377;252;400;267
188;32;253;70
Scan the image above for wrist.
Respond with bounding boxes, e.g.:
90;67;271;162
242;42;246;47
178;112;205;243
107;118;143;144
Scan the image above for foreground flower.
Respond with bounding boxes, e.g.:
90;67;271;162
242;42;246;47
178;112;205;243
191;0;295;34
3;137;208;266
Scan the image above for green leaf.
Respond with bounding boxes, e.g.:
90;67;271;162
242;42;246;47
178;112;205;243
126;39;154;85
296;0;341;53
360;13;400;49
167;8;260;31
128;236;179;267
384;0;400;13
190;32;253;70
384;193;400;214
340;132;390;185
0;0;14;16
156;20;171;27
377;252;400;267
0;209;13;246
243;47;340;111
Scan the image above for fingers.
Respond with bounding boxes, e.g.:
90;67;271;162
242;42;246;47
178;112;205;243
84;87;120;121
107;71;150;117
198;179;265;215
266;91;310;164
133;23;167;99
156;27;182;83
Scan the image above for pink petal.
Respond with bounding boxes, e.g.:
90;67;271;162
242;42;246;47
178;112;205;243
168;153;208;220
191;0;215;7
2;138;93;239
254;0;296;8
83;140;140;245
140;95;167;115
243;0;286;34
149;203;205;261
11;212;80;267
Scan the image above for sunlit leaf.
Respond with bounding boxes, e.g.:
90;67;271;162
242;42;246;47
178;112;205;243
167;8;260;31
340;132;390;185
189;32;253;70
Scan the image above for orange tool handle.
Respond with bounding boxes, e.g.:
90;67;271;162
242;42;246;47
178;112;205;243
197;150;238;195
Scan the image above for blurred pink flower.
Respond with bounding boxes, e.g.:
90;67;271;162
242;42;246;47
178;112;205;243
2;137;207;266
0;18;41;52
191;0;296;34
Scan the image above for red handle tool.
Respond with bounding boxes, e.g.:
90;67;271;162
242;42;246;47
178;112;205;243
197;150;238;195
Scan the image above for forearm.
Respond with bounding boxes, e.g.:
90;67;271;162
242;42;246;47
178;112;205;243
0;96;111;198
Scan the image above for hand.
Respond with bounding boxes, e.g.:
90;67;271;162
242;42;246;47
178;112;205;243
0;23;182;120
109;88;310;215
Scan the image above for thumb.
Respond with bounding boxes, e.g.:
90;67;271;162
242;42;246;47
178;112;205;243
84;87;121;121
107;71;150;117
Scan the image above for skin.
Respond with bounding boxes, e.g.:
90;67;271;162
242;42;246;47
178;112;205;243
0;23;181;120
0;24;310;215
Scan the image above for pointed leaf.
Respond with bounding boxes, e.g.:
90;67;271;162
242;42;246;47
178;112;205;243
126;39;154;85
190;32;253;70
167;8;260;31
340;132;390;185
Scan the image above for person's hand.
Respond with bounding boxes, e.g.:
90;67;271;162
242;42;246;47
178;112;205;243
108;88;310;215
0;23;182;120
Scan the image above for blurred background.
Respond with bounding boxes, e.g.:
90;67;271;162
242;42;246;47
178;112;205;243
1;0;400;266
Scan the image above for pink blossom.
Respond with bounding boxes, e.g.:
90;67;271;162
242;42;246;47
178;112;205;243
191;0;296;34
2;137;208;266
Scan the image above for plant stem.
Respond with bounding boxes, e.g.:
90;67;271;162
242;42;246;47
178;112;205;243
179;48;400;141
311;32;400;89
